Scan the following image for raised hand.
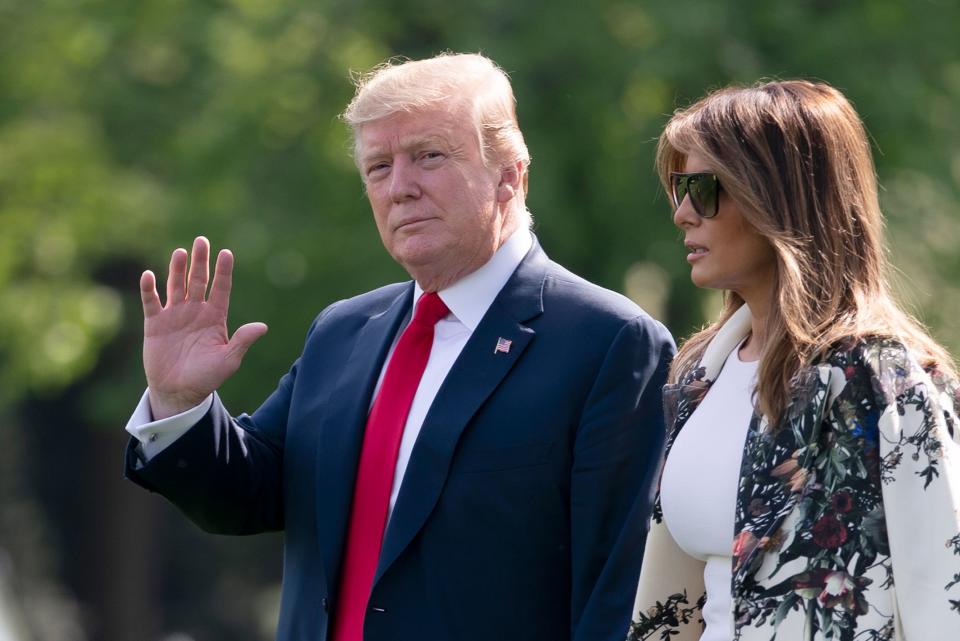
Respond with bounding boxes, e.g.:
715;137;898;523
140;237;268;420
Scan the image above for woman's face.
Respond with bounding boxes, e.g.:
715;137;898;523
673;153;777;307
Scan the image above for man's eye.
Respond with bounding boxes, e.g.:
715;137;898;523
366;163;389;176
420;151;444;161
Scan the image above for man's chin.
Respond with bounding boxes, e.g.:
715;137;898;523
393;247;445;280
391;237;445;266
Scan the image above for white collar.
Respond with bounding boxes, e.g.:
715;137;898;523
699;303;753;381
413;228;533;331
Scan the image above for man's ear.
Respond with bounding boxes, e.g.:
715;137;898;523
497;160;524;203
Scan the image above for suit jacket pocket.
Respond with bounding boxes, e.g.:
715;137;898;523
453;442;554;474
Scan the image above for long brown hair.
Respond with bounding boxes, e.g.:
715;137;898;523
659;80;955;423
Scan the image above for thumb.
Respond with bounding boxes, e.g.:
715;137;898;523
227;322;268;360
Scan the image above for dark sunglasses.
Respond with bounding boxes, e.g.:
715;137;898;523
670;172;721;219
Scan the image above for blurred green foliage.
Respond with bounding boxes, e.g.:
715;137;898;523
1;0;957;639
2;0;959;415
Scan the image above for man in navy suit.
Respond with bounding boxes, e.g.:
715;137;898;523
125;53;674;641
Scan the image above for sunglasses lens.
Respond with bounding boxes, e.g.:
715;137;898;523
671;175;687;209
670;173;718;218
690;175;718;218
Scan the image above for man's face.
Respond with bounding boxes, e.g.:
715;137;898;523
357;103;513;290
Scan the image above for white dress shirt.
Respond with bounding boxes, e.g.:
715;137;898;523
126;228;534;514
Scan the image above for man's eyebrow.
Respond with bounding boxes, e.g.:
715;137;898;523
405;133;453;149
360;133;454;163
358;147;387;164
395;134;455;156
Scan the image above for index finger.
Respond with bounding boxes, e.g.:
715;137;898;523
207;248;234;314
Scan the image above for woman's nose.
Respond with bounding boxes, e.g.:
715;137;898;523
673;194;700;228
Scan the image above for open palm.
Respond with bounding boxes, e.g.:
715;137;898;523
140;237;267;419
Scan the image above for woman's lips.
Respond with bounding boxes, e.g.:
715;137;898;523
685;242;708;263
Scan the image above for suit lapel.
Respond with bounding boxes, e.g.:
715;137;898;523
374;244;548;584
314;284;414;591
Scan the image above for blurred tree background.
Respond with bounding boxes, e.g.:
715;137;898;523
1;0;957;639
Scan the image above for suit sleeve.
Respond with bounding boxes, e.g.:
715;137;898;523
124;314;326;535
569;314;675;641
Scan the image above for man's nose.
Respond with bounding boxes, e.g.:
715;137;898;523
389;157;422;203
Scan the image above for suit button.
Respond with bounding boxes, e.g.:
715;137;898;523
322;597;329;612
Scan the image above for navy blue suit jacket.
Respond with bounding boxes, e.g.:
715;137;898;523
126;241;675;641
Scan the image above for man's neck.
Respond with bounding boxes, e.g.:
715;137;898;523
413;227;533;332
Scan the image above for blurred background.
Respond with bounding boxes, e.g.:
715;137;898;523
1;0;958;639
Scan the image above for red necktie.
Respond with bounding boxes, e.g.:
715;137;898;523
332;292;449;641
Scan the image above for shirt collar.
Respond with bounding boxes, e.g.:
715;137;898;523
413;228;533;331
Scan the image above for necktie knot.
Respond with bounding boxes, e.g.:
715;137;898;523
413;292;449;327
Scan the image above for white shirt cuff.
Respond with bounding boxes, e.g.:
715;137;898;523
125;390;215;461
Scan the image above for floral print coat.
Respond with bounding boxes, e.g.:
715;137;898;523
627;305;960;641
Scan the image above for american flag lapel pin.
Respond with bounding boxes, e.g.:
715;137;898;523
494;337;512;354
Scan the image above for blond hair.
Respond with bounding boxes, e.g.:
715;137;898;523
342;53;531;208
659;80;956;423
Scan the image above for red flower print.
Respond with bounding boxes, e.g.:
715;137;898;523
812;515;848;548
831;491;854;513
732;530;759;569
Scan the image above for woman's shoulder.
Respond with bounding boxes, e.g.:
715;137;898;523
822;334;909;367
821;335;960;413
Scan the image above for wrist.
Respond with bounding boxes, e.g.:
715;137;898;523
147;389;207;420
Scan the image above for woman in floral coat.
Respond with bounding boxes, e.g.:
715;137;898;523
627;81;960;641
